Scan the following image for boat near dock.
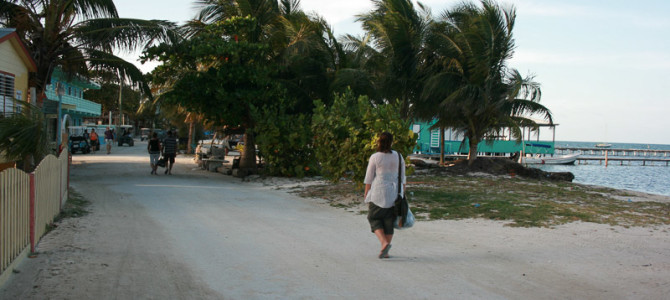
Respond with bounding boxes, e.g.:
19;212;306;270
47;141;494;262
519;153;580;165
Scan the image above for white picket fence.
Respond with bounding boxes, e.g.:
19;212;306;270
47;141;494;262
0;150;69;282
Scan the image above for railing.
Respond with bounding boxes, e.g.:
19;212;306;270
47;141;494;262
44;90;101;116
556;147;670;157
555;147;670;166
0;150;69;283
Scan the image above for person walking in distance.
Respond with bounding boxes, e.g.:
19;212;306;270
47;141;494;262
104;127;114;154
162;130;178;175
148;132;162;175
90;129;99;152
363;132;406;259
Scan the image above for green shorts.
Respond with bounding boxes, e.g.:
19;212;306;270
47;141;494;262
367;203;395;235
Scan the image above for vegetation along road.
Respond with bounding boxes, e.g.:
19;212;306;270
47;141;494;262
1;142;669;299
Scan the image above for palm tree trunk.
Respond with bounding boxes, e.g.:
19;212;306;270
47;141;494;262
187;121;195;154
467;137;479;166
239;129;257;172
22;154;33;172
439;126;445;165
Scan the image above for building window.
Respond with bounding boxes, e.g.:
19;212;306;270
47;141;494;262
0;73;17;116
412;124;421;139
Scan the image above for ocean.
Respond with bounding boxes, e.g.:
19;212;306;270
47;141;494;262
535;141;670;197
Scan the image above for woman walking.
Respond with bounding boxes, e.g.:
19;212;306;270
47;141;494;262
363;132;405;259
148;132;162;175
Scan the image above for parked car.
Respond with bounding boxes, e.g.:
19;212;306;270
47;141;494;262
69;136;91;154
118;134;134;146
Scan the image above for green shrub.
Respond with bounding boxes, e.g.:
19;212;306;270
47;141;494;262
252;98;317;177
312;89;416;183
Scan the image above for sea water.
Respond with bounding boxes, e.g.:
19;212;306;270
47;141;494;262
535;141;670;197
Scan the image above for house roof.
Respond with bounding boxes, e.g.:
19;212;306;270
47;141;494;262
0;28;37;72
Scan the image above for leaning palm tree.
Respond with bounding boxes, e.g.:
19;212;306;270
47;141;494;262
0;0;179;98
421;0;552;165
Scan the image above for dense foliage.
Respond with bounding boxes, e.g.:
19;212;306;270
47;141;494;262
252;98;316;177
312;89;416;183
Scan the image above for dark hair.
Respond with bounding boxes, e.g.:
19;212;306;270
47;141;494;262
377;132;393;153
152;132;158;138
167;130;173;136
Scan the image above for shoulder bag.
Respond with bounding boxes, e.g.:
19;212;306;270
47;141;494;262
394;151;414;229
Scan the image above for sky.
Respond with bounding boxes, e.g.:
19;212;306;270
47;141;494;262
113;0;670;145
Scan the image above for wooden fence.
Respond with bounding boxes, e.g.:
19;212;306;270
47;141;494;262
0;150;69;282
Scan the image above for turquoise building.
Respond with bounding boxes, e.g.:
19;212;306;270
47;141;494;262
39;67;101;148
43;67;101;126
410;119;556;156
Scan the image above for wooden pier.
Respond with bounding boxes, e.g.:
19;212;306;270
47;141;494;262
555;147;670;166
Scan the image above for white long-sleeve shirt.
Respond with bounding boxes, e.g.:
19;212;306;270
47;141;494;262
364;150;406;208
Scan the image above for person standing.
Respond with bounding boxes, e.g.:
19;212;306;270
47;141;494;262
90;129;99;152
148;132;162;175
104;127;114;154
81;129;90;152
363;132;405;259
162;130;178;175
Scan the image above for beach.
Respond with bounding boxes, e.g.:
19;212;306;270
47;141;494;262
1;144;669;299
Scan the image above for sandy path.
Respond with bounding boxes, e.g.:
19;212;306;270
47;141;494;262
1;142;669;299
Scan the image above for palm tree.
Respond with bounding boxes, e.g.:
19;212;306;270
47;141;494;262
357;0;431;118
421;0;552;165
0;0;179;98
329;33;385;101
0;100;50;171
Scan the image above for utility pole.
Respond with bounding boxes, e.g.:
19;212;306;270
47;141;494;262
118;74;123;126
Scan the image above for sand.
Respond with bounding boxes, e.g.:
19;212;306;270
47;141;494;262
1;142;668;299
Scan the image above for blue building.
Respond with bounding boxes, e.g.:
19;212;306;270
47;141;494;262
43;67;101;126
410;119;557;156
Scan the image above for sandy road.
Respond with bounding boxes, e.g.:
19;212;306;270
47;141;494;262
1;141;669;299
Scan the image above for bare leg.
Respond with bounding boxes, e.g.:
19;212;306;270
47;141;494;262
374;229;394;257
373;229;388;247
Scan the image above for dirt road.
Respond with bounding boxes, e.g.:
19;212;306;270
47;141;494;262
1;142;669;299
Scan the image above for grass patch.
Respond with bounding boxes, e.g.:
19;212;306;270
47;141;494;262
55;188;90;221
46;188;90;233
298;174;670;228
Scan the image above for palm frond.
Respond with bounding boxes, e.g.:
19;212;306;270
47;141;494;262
74;18;180;52
86;49;152;97
0;100;50;165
